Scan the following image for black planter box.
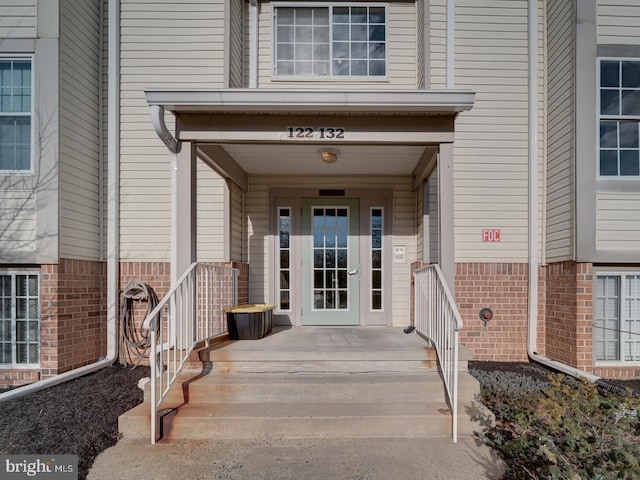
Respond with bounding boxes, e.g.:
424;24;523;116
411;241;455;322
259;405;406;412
226;304;275;340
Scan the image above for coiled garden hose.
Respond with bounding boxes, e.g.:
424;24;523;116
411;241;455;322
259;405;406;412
119;281;159;368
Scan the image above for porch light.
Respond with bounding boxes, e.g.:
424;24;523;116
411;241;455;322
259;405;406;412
319;148;339;164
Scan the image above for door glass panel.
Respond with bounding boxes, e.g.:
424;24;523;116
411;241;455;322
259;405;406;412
370;208;384;310
312;206;350;311
278;208;292;311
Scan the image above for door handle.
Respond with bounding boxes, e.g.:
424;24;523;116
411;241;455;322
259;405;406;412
348;269;358;276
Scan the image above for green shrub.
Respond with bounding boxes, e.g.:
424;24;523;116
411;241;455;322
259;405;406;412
472;370;640;480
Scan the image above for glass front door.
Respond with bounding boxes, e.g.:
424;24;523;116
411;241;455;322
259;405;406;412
301;199;360;325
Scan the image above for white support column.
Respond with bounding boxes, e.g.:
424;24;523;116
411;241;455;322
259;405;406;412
438;143;455;291
175;141;198;280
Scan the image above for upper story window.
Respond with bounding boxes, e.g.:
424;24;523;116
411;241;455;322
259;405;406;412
273;3;387;79
599;59;640;177
0;58;32;171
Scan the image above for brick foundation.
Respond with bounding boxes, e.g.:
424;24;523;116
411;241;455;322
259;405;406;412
40;259;108;379
455;263;530;361
541;261;593;372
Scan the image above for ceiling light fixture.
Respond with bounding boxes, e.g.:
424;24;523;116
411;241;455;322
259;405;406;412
319;148;339;164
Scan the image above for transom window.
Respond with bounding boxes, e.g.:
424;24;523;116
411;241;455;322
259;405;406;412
595;274;640;364
0;272;40;367
0;59;32;171
274;4;386;78
599;59;640;177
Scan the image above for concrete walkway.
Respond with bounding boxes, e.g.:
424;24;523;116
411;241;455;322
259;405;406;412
88;436;505;480
89;327;505;479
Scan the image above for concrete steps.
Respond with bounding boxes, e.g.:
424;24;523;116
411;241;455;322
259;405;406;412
119;370;487;441
118;328;492;442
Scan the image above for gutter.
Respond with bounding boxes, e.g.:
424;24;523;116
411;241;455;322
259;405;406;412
524;0;598;384
151;105;178;153
0;0;121;402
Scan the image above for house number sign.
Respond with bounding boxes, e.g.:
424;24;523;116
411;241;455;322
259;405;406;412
286;127;345;139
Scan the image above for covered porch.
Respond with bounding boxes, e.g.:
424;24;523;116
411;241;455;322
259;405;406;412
145;88;474;329
135;88;479;444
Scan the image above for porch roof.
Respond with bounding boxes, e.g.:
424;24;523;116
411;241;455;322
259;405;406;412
145;88;475;116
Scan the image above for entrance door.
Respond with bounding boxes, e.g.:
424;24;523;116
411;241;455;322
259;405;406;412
301;199;360;325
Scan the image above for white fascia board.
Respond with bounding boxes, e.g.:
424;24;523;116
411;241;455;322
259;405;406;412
145;89;475;116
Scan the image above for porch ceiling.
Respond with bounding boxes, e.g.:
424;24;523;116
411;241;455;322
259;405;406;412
205;144;428;176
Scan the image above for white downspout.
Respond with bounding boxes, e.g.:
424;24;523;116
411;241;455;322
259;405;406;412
525;0;598;382
446;0;454;89
249;0;258;88
0;0;121;402
149;105;179;285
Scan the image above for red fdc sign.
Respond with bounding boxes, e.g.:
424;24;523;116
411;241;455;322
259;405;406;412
482;229;501;242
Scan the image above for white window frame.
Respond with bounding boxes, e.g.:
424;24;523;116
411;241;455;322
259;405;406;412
594;271;640;366
272;2;389;81
597;57;640;179
0;270;40;368
369;206;384;312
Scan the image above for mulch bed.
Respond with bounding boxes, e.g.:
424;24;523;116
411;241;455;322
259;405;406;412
470;360;640;392
0;365;150;480
0;360;638;480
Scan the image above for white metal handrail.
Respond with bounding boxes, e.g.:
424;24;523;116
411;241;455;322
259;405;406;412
142;262;239;444
413;264;463;443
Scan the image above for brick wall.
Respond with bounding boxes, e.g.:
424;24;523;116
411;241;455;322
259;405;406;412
542;261;593;371
228;261;249;304
117;261;249;366
0;370;40;387
456;263;530;361
39;259;107;378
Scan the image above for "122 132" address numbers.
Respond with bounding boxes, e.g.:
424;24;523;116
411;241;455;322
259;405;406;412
287;127;345;139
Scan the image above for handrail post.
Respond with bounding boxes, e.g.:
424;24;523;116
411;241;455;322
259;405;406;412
150;328;158;444
453;329;459;443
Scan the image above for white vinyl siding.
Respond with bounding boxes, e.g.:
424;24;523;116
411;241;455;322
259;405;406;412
258;1;418;88
0;2;36;38
416;0;425;88
392;180;414;325
427;169;439;264
596;192;640;251
429;0;446;89
453;0;533;262
119;0;227;261
197;162;225;262
245;175;414;327
101;0;109;260
230;181;244;262
0;189;35;259
415;181;424;260
545;0;575;262
59;0;102;260
597;0;640;45
229;0;245;87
